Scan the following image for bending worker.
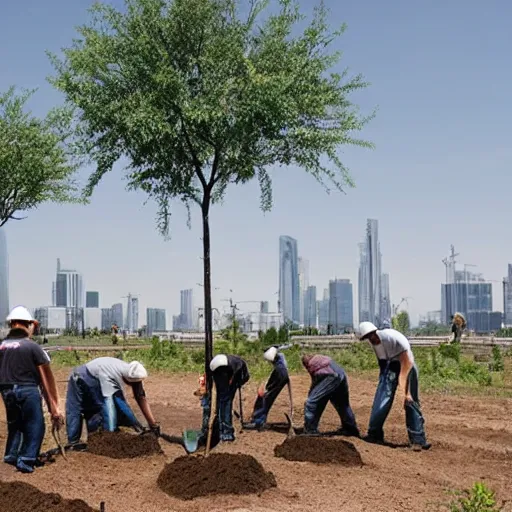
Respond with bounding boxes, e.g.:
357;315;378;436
0;306;63;473
209;354;250;442
359;322;431;451
246;345;291;430
302;354;359;437
66;356;159;445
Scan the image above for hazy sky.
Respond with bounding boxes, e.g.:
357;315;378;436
1;0;510;326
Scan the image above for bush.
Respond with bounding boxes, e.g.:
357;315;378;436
450;482;499;512
490;345;504;372
438;342;461;363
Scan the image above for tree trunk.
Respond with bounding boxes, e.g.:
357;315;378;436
201;197;214;389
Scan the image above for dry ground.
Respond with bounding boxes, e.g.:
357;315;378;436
1;370;511;512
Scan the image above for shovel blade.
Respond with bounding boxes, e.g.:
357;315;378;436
183;429;199;453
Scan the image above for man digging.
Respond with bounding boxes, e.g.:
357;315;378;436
358;322;431;451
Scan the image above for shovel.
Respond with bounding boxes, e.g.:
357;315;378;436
284;413;296;439
51;425;67;460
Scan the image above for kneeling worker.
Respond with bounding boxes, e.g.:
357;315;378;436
210;354;250;442
358;322;430;450
302;354;359;436
66;356;159;445
0;306;63;473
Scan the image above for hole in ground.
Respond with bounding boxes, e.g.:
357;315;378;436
87;431;163;459
157;453;277;500
0;481;99;512
274;436;364;465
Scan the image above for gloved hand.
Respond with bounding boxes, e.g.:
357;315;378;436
149;423;161;436
51;413;65;431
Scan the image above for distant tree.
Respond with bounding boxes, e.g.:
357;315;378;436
392;311;410;334
0;87;81;227
49;0;373;381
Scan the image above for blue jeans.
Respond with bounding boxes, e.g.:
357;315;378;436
252;365;289;426
213;370;239;441
304;374;358;433
368;362;428;445
1;385;45;467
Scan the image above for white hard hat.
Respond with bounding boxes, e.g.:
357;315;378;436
210;354;228;372
125;361;148;382
359;321;378;340
263;347;278;362
6;306;34;323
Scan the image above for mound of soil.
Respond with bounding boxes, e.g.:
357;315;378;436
157;453;277;500
274;436;363;465
87;431;163;459
0;481;98;512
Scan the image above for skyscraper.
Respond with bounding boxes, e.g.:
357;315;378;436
380;273;391;322
298;258;309;325
101;308;113;331
358;220;382;325
0;229;8;325
147;308;167;335
86;291;99;308
180;289;193;330
260;301;269;314
111;303;123;328
279;236;300;324
503;264;512;327
328;279;354;333
317;288;329;330
55;259;84;308
303;285;317;328
125;293;139;332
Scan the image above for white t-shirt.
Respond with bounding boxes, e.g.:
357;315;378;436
372;329;414;363
85;357;131;397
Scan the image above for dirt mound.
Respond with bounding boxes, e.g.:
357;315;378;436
0;481;98;512
157;453;277;500
274;436;363;465
87;431;163;459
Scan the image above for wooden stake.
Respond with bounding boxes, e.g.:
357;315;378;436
205;385;217;457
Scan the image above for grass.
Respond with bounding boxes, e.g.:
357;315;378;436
47;338;512;397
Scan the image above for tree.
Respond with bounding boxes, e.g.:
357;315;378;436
49;0;373;381
392;310;410;334
0;87;81;227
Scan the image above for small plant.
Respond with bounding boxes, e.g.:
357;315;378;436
449;482;500;512
490;345;504;372
439;342;461;363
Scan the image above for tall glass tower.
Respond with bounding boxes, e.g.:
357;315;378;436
279;236;300;324
0;228;9;325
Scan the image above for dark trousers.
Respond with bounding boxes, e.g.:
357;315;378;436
368;362;428;445
252;366;289;425
213;370;239;441
1;385;45;466
304;374;358;433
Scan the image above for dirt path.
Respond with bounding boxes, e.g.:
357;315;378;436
0;370;511;512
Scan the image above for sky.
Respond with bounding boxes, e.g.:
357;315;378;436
1;0;511;326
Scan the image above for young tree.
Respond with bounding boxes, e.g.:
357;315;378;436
0;88;81;227
392;310;410;334
49;0;373;380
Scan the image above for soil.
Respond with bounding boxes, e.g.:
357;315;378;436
157;453;277;500
274;436;363;465
0;481;99;512
0;371;511;512
87;431;163;459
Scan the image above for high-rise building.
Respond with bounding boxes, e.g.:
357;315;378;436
111;303;123;328
328;279;354;333
298;257;309;325
0;228;8;325
358;220;382;325
279;236;300;324
101;308;113;331
147;308;167;335
303;285;317;328
380;273;391;323
503;264;512;327
55;258;84;308
260;301;269;314
317;288;329;330
180;289;194;330
86;291;99;308
125;294;139;332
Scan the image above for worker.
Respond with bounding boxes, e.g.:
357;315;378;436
66;356;159;446
358;321;431;451
0;306;63;473
245;345;291;430
451;313;466;343
209;354;250;442
301;354;360;437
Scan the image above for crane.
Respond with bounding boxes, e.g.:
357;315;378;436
393;297;412;316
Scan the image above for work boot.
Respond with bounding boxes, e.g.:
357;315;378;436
362;434;384;445
4;456;16;467
220;435;235;443
16;460;35;474
336;426;361;438
411;442;431;452
243;422;263;431
303;428;321;436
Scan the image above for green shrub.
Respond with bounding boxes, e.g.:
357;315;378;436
450;482;499;512
490;345;504;372
439;342;461;363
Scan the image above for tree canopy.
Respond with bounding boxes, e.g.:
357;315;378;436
0;87;81;227
49;0;373;373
